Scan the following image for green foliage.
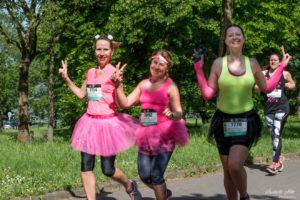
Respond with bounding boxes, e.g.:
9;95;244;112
0;38;19;121
2;0;300;128
105;0;220;115
53;0;300;127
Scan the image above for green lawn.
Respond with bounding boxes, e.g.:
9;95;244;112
1;117;300;200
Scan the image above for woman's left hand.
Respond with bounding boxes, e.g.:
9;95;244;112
112;62;127;87
163;107;173;119
281;46;292;64
163;107;182;120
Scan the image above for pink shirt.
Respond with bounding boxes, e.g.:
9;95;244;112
139;78;173;122
86;65;116;115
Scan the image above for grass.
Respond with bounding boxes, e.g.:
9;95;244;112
1;116;300;200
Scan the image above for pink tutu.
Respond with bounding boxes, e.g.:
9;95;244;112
136;119;189;155
71;113;138;156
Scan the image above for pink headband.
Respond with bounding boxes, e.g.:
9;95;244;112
151;54;169;64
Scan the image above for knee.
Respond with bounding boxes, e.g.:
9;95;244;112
139;172;152;185
101;166;115;177
81;171;94;178
151;174;165;185
81;161;94;172
228;162;243;175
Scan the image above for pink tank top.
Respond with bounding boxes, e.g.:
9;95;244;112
86;65;116;115
139;78;173;122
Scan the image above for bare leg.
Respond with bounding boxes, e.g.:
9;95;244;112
220;155;238;200
153;183;167;200
110;167;132;190
81;171;96;200
228;145;249;198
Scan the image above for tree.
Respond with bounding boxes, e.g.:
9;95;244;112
0;38;19;130
219;0;233;56
54;0;300;127
0;0;49;141
38;0;78;141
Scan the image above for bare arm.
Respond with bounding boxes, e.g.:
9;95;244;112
163;83;183;121
59;60;86;99
251;58;267;92
283;71;296;90
208;58;221;90
254;70;267;93
113;62;141;108
115;82;142;108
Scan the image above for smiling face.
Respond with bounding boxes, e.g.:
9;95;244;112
269;54;280;70
95;39;113;67
225;26;245;50
150;54;170;80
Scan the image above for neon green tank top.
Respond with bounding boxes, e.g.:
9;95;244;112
217;56;254;114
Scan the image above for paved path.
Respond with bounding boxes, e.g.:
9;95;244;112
15;156;300;200
100;158;300;200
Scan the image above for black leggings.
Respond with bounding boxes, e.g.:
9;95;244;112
81;152;116;177
137;151;173;185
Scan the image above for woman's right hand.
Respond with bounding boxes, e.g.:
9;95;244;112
59;60;69;80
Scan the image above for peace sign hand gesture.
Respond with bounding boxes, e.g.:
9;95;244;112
59;60;69;81
281;46;292;65
112;62;127;87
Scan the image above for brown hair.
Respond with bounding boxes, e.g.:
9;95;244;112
264;53;280;70
222;24;245;56
95;35;120;51
151;49;173;68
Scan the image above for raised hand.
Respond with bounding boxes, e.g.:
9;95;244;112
59;60;69;80
192;47;206;63
113;62;127;87
281;46;292;64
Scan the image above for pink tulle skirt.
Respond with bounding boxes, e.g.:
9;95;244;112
71;113;138;156
136;119;189;155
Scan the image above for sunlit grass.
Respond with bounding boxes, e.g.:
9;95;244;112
1;117;300;200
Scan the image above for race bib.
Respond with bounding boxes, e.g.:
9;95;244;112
86;84;102;100
140;109;157;126
223;118;247;137
267;89;282;98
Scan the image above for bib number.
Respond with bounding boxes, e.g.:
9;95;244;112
140;109;157;126
87;84;102;100
223;118;247;137
267;89;282;98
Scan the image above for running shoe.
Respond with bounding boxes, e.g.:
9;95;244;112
127;180;142;200
240;193;250;200
166;189;172;200
278;155;285;172
266;162;282;174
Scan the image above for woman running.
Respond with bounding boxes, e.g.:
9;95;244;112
261;47;295;174
59;35;142;200
193;25;292;200
114;49;189;200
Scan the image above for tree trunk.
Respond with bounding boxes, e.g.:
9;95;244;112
48;47;55;142
18;58;31;142
218;0;233;57
297;93;300;118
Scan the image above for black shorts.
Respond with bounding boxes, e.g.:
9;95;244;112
209;109;262;155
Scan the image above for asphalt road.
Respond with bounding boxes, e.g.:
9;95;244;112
99;158;300;200
14;156;300;200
